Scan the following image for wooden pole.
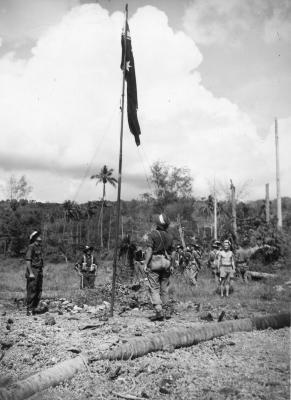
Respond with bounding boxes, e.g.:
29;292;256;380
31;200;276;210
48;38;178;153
275;118;282;229
230;179;237;240
107;207;111;251
110;4;128;317
265;183;270;224
177;214;186;250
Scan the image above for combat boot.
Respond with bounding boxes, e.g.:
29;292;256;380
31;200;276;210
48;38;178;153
150;310;164;321
164;304;174;320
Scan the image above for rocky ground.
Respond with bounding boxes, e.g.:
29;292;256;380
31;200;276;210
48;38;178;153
0;278;290;400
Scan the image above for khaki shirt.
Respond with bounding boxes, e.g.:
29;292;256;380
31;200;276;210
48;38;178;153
26;243;43;269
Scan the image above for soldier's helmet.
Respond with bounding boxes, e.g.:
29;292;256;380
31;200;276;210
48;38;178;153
29;230;40;244
155;213;170;229
212;240;221;248
84;245;93;253
242;237;249;246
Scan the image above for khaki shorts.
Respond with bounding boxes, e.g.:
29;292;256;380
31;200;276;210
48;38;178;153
220;266;234;278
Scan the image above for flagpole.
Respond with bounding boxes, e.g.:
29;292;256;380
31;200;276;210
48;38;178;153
110;4;128;317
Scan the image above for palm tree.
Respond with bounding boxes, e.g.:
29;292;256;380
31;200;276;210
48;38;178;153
91;165;117;248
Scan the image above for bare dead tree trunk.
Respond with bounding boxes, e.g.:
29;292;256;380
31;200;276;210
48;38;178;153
230;179;237;240
107;208;112;251
265;183;270;224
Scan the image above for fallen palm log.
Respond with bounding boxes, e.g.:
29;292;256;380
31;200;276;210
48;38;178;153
0;313;289;400
0;354;88;400
247;271;276;280
100;313;290;360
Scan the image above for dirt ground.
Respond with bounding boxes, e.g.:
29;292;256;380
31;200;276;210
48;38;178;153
0;279;290;400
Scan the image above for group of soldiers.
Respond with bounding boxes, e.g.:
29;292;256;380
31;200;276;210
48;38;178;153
24;214;260;320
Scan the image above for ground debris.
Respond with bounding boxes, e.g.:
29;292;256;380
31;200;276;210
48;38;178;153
79;323;105;330
44;314;56;325
108;365;122;380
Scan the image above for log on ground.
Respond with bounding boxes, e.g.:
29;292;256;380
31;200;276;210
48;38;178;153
247;271;276;280
0;313;289;400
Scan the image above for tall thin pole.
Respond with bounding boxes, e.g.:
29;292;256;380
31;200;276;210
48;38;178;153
265;183;270;224
275;118;282;229
213;179;217;240
230;179;237;240
110;4;128;317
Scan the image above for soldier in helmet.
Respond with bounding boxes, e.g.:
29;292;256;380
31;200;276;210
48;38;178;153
25;231;44;316
75;246;98;289
143;214;176;321
208;241;221;283
184;244;202;286
217;239;235;297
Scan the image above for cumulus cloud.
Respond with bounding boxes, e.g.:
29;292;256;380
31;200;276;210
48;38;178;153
0;4;289;202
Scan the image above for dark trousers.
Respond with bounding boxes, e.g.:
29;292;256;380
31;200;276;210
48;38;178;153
26;267;43;311
80;273;95;289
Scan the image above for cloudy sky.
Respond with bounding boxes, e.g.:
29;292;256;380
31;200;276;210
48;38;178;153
0;0;290;203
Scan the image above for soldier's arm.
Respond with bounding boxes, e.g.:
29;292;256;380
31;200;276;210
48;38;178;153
144;246;153;273
170;250;176;273
217;252;222;269
26;260;34;278
231;252;236;270
25;247;35;278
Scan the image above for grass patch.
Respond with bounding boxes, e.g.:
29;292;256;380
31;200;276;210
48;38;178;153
1;257;290;315
169;267;291;315
0;256;112;295
258;284;277;301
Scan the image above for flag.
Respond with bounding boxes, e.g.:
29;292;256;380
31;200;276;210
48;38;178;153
121;22;141;146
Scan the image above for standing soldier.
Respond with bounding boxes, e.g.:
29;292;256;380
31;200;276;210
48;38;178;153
75;246;97;289
175;244;184;272
131;244;146;289
208;241;221;283
25;231;44;316
143;214;176;321
183;244;202;286
236;238;251;282
217;239;235;297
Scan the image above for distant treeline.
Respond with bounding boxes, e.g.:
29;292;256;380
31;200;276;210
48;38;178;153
0;196;290;262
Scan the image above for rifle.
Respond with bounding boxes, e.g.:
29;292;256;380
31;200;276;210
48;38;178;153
177;214;186;251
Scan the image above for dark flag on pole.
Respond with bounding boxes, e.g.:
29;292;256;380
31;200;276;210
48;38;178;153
121;22;141;146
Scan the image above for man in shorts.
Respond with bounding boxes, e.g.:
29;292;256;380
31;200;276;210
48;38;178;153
217;239;235;297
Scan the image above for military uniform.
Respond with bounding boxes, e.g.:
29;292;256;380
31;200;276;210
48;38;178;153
236;247;251;282
145;227;174;317
77;253;97;289
25;242;44;313
208;248;220;282
181;248;201;286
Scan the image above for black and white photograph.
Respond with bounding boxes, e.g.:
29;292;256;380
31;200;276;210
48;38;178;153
0;1;290;399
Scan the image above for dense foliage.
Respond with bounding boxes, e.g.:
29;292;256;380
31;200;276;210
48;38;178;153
0;195;290;263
